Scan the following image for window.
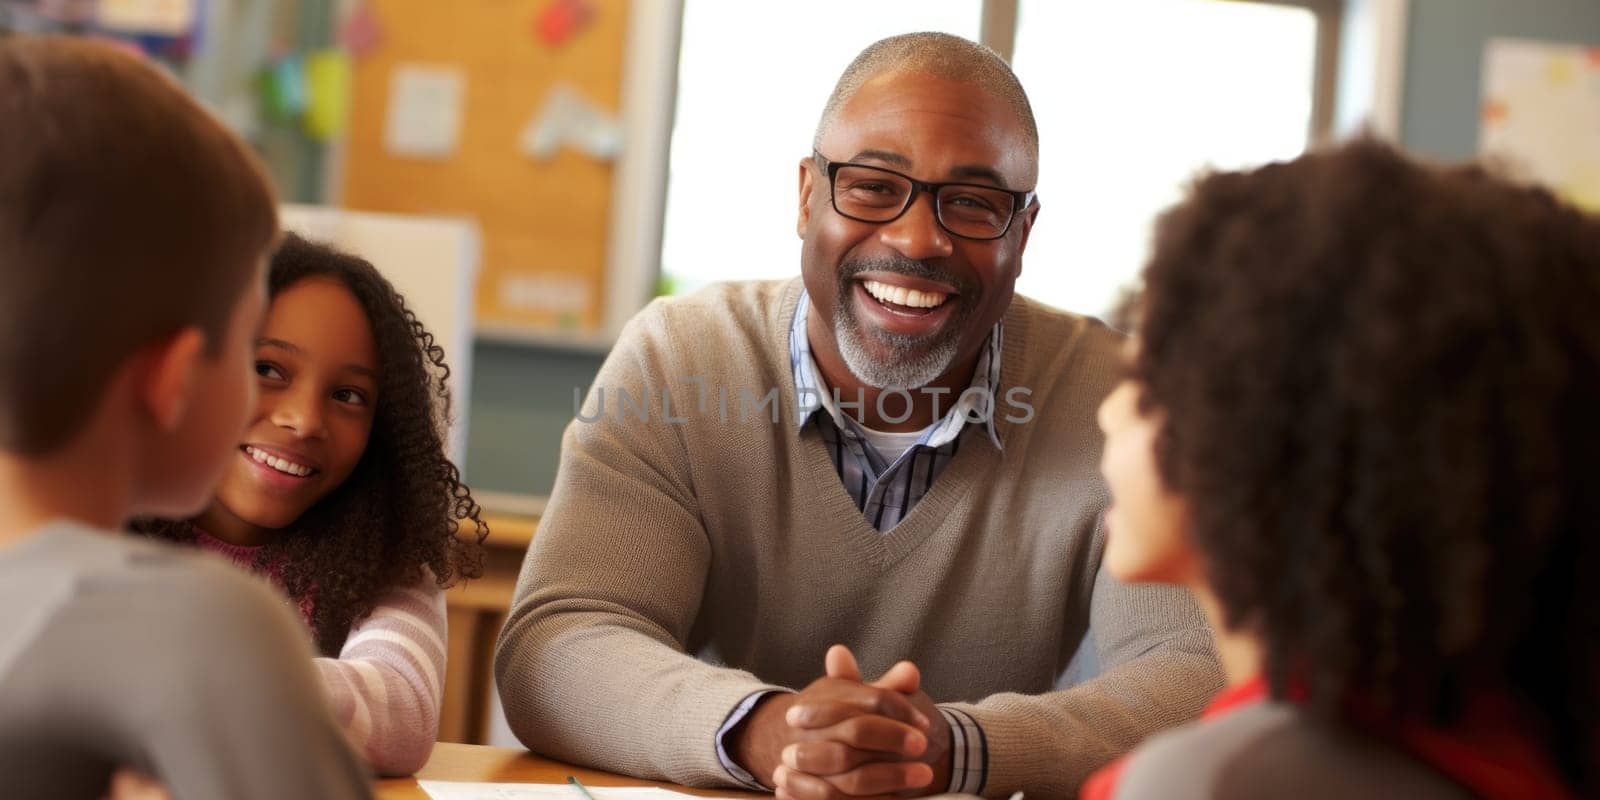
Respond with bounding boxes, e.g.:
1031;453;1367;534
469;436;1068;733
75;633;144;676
1010;0;1321;317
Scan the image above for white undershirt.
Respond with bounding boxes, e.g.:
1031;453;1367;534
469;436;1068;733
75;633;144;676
856;425;929;465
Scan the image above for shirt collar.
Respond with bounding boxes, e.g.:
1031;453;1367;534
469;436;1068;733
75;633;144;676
789;291;1004;450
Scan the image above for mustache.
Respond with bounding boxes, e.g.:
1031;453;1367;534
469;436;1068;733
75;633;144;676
838;255;975;296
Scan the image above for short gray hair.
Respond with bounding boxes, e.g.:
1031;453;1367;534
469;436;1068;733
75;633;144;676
813;32;1039;166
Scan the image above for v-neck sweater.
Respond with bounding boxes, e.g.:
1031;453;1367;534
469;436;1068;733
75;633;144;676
495;279;1221;799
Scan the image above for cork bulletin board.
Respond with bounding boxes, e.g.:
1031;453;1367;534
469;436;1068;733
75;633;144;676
339;0;628;334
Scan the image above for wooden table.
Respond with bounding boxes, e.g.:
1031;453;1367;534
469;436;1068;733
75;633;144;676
376;743;767;799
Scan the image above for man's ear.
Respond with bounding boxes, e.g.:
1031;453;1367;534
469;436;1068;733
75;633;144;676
138;327;208;433
797;157;817;238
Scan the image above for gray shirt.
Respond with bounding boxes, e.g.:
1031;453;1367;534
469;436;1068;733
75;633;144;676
0;522;372;799
1115;702;1469;799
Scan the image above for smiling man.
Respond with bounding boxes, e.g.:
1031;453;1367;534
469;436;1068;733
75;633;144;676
496;33;1221;800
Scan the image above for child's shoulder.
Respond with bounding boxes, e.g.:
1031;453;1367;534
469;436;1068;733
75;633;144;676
0;521;320;732
0;521;303;657
4;521;248;590
1115;702;1470;800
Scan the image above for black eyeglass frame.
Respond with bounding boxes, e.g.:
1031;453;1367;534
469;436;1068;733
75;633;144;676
813;151;1037;241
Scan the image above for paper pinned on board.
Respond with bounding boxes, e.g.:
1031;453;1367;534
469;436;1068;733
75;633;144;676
518;83;623;161
1480;38;1600;212
496;271;592;319
419;782;747;800
385;64;467;159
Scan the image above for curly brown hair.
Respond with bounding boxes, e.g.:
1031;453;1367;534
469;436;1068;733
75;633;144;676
1134;139;1599;791
137;234;488;654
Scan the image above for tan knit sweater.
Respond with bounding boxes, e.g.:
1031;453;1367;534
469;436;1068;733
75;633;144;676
495;279;1221;800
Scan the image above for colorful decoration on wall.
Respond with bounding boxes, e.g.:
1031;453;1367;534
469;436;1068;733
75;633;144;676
338;0;383;58
303;49;352;141
533;0;595;47
259;53;307;123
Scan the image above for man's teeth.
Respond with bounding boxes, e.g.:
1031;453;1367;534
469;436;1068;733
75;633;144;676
862;280;949;309
244;446;313;477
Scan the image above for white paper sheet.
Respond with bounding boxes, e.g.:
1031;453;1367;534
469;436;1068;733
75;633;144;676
517;83;623;161
419;783;742;800
385;64;467;159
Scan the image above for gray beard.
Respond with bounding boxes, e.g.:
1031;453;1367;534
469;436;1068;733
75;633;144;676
827;254;975;390
832;303;963;390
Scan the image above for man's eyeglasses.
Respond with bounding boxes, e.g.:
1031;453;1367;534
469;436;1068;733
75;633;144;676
814;151;1036;241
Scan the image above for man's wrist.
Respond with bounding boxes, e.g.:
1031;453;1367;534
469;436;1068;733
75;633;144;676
716;690;783;790
729;691;795;788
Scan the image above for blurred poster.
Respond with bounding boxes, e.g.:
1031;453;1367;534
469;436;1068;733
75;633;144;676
1481;38;1600;212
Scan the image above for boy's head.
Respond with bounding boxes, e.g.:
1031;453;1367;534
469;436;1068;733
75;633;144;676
0;37;277;515
1103;138;1600;786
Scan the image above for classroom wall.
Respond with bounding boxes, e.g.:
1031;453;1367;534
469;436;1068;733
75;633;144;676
464;342;605;496
1400;0;1600;159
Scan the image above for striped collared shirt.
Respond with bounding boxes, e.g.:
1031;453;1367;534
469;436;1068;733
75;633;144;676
788;291;1004;531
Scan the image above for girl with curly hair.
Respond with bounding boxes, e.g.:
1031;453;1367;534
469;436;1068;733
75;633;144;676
1081;140;1598;799
135;233;488;776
